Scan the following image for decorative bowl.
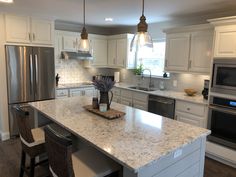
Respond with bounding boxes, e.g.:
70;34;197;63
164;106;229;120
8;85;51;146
184;89;197;96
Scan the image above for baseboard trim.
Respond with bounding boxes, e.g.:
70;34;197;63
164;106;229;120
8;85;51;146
0;131;10;141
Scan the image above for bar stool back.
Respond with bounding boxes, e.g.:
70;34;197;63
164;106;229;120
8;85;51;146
44;125;121;177
15;105;47;177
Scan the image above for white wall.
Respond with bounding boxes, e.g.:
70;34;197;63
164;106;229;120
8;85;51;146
0;14;10;141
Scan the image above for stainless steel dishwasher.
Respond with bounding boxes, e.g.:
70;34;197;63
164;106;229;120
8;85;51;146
148;95;175;119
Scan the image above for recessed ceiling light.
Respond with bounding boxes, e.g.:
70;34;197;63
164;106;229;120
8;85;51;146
105;18;113;22
0;0;13;3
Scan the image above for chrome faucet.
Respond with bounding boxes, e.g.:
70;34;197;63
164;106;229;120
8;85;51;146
141;69;154;89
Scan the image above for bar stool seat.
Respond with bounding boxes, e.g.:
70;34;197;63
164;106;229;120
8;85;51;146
72;147;120;177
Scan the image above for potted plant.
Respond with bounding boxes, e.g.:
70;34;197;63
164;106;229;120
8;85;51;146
134;64;144;75
92;77;115;110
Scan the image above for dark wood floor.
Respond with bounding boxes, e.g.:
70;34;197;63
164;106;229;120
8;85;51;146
0;138;236;177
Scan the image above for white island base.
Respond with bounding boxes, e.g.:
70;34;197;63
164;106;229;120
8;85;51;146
123;137;206;177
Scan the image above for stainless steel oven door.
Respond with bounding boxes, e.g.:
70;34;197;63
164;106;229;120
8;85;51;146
211;63;236;95
208;105;236;150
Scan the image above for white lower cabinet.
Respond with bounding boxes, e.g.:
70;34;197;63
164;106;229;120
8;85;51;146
56;87;95;98
112;88;148;111
56;89;69;98
175;100;207;128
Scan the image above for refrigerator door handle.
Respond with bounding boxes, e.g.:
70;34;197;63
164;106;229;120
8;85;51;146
35;54;39;96
29;54;34;95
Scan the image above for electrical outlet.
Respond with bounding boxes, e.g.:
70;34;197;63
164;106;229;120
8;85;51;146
173;80;177;87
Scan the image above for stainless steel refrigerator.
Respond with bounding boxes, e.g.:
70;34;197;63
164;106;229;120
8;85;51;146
5;45;55;137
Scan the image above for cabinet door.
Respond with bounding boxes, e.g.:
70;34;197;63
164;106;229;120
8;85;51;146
189;31;213;73
108;39;117;67
165;33;190;71
116;39;126;67
92;38;108;66
31;18;54;45
133;100;147;111
176;112;205;128
5;15;30;43
120;98;132;107
214;25;236;58
62;35;78;51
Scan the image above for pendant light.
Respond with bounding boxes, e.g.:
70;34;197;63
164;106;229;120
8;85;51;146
78;0;91;52
130;0;153;52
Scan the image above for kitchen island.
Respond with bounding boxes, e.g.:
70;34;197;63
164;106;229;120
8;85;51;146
29;96;210;177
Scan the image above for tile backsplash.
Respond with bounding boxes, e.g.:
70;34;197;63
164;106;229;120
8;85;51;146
55;58;120;84
55;59;92;84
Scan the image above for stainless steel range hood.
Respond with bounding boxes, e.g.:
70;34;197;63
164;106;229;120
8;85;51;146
61;51;93;60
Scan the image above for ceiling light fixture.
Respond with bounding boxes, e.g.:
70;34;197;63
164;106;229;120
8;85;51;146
130;0;153;52
105;18;113;22
0;0;13;3
78;0;91;53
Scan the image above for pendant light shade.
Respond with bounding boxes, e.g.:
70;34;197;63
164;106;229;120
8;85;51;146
130;0;153;52
78;0;91;53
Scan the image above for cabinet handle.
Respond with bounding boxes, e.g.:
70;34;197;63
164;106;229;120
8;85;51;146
33;33;35;41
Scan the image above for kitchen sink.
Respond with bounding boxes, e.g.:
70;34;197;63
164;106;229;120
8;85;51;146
128;86;157;92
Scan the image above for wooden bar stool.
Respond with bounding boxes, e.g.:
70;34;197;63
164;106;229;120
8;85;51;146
44;125;121;177
15;105;48;177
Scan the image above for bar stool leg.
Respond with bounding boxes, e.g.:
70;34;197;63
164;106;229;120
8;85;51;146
19;150;26;177
29;158;35;177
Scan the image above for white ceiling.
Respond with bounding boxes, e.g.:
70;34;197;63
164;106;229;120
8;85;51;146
1;0;236;26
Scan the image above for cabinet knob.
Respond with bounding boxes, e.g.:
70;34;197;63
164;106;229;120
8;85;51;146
187;108;190;111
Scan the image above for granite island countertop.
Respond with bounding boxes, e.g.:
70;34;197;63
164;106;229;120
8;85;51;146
29;96;210;173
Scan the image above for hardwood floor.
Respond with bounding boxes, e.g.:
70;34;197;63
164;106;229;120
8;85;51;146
0;138;236;177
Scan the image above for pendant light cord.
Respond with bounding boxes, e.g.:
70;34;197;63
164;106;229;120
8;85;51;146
83;0;85;27
142;0;144;15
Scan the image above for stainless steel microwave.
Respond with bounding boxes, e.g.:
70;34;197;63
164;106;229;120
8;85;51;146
211;59;236;95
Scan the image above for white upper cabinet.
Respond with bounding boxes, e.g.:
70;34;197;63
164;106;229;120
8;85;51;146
91;36;108;66
5;15;31;43
189;31;213;73
61;32;80;52
165;33;190;71
107;34;135;69
108;39;117;67
164;24;213;74
5;14;54;45
208;16;236;58
31;18;54;45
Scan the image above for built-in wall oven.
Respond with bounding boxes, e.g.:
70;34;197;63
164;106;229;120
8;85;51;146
208;96;236;150
211;58;236;95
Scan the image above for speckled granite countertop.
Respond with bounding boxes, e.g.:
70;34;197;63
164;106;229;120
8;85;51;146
29;96;210;172
115;83;208;105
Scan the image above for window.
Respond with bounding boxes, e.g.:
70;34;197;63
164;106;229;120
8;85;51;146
137;40;166;77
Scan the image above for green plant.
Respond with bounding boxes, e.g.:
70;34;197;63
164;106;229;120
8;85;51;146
92;77;115;92
134;64;144;75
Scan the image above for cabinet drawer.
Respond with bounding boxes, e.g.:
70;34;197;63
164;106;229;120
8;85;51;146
70;88;83;97
176;111;205;128
176;100;205;117
121;89;132;98
133;92;148;102
56;89;69;98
